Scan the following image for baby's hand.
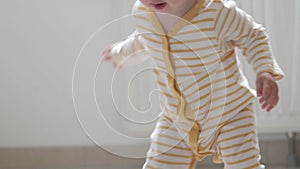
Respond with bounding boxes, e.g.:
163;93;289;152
101;46;112;61
101;46;120;68
256;72;279;112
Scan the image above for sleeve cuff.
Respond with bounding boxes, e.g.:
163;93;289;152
256;68;285;81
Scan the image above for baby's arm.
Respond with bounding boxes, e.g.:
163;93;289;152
216;1;284;111
101;30;149;68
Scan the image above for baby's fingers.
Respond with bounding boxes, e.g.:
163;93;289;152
101;47;112;60
266;95;279;112
261;83;279;112
259;84;271;104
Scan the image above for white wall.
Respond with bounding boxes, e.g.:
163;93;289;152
0;0;137;148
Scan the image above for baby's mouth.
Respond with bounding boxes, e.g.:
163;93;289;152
153;2;167;10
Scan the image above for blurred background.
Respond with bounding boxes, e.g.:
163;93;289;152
0;0;299;168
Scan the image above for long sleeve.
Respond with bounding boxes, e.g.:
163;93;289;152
109;30;150;68
215;0;284;80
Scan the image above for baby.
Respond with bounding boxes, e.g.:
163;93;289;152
102;0;284;168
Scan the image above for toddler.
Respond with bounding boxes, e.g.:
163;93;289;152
102;0;284;168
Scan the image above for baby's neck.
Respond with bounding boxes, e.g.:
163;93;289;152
156;14;179;34
156;0;198;33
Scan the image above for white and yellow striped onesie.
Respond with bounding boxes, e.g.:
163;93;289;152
109;0;284;168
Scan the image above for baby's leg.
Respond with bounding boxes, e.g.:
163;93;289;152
216;103;264;169
143;114;196;169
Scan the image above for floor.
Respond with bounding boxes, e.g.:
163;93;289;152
18;167;298;169
0;141;299;169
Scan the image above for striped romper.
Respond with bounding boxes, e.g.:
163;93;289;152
109;0;284;168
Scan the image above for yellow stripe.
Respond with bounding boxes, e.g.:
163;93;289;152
253;55;272;64
220;138;257;151
243;163;260;169
157;125;177;132
183;66;237;95
217;7;232;40
171;44;218;53
226;155;257;165
216;58;237;73
220;8;237;49
157;80;167;87
194;83;241;114
254;63;273;72
174;56;206;61
192;99;211;112
153;133;184;142
174;51;217;61
214;5;224;29
145;164;157;169
162;105;177;115
152;148;193;158
136;24;156;33
144;44;163;53
176;27;214;36
182;71;212;92
248;49;270;63
149;157;191;165
201;116;254;133
175;57;219;69
221;123;255;135
231;11;242;40
168;102;178;108
192;18;214;24
189;90;211;105
160;113;174;123
134;15;149;22
235;15;247;42
217;131;256;144
209;112;253;130
220;49;235;62
200;27;215;32
212;69;239;84
222;147;258;158
199;94;253;123
211;85;244;103
202;8;218;13
237;26;251;41
213;81;236;93
221;116;254;132
143;35;162;44
193;86;244;116
170;37;216;45
160;91;176;99
152;141;191;151
176;71;202;77
137;6;148;11
184;68;239;105
245;36;268;54
153;68;159;75
204;91;251;122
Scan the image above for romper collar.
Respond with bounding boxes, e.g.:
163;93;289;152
145;0;208;37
